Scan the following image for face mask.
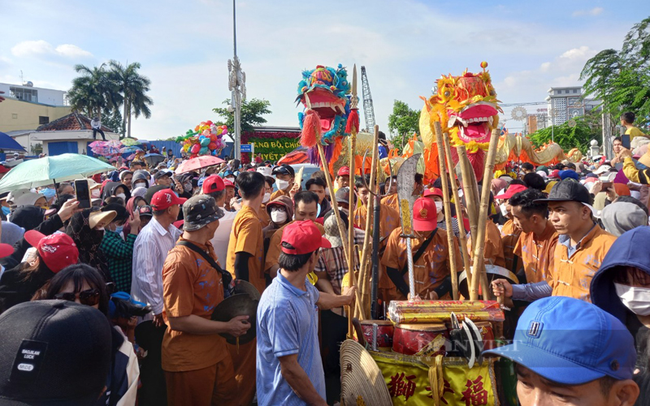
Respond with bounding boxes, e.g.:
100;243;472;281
116;193;126;200
270;210;287;223
134;182;147;189
226;177;235;183
91;189;101;198
435;201;443;212
96;227;105;232
2;206;10;216
114;225;124;235
276;179;289;190
183;183;193;193
262;193;271;204
499;203;509;217
615;283;650;316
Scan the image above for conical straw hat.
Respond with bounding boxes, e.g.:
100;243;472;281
340;339;392;406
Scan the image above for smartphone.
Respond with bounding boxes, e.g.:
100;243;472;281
74;179;91;208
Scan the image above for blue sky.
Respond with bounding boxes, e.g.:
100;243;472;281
1;0;649;138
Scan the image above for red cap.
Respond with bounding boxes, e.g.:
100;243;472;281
223;179;235;188
173;220;185;229
25;231;79;273
549;169;561;179
495;184;527;200
0;243;13;258
413;197;438;232
423;188;443;198
150;189;187;211
202;175;225;194
337;166;350;177
281;220;331;255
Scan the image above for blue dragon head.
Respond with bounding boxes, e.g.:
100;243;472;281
296;64;351;144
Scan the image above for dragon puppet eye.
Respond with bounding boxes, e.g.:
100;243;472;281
443;90;451;98
489;89;496;96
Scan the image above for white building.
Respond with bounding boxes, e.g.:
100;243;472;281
0;82;67;107
545;87;600;126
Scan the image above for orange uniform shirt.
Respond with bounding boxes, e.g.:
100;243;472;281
161;239;226;372
354;203;400;242
514;222;558;284
259;204;271;228
551;224;616;302
468;221;506;268
381;227;461;300
270;188;289;202
380;193;400;213
501;219;522;274
226;206;266;293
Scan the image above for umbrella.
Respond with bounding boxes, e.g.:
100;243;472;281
89;140;123;156
277;146;308;165
175;155;225;173
143;153;165;167
121;137;141;146
0;153;115;193
0;132;27;152
119;146;142;154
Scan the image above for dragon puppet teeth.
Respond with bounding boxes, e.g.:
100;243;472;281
489;117;494;125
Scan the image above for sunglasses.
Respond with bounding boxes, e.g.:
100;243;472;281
54;288;100;306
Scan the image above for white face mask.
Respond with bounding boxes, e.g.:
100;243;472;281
91;189;101;198
116;193;126;200
270;210;287;223
276;179;290;190
226;177;235;183
134;182;147;189
435;201;443;213
615;283;650;316
499;202;509;217
262;192;271;204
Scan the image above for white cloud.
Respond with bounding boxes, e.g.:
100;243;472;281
572;7;604;17
11;40;92;59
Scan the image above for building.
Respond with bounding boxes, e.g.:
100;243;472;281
545;87;600;126
11;112;119;156
0;82;71;136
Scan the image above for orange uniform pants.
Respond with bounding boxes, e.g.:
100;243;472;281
165;355;237;406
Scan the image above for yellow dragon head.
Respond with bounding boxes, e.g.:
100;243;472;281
423;62;502;153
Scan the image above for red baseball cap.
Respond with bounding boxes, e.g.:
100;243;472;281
202;175;225;194
281;220;331;255
0;243;13;258
549;169;561;179
423;188;443;198
223;179;235;188
150;189;187;211
495;184;527;200
337;166;350;177
413;197;438;232
25;230;79;273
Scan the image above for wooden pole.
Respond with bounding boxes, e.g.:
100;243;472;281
347;133;357;319
469;129;500;300
441;133;473;293
457;145;479;242
433;122;459;300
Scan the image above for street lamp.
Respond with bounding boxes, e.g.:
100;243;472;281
228;0;246;160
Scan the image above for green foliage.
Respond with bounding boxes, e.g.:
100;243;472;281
580;17;650;129
30;143;43;155
388;100;420;151
68;61;152;138
213;98;271;133
529;117;599;153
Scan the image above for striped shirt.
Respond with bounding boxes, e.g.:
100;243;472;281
131;217;181;318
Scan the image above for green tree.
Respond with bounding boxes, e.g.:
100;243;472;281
580;17;650;129
529;117;599;153
108;61;153;139
101;110;124;135
213;98;271;133
68;63;122;119
31;143;43;155
388;100;420;151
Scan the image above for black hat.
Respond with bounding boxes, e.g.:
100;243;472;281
0;300;112;405
154;169;172;180
272;164;295;177
183;195;224;231
534;179;591;205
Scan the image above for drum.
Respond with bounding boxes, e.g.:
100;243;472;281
359;320;394;351
392;323;447;356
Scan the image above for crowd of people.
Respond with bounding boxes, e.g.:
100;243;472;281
0;113;649;405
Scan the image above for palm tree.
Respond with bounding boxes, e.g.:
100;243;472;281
108;61;153;138
68;64;122;119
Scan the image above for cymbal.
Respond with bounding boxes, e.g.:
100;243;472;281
233;279;261;301
211;293;258;344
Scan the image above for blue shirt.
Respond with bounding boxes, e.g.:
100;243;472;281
256;272;325;406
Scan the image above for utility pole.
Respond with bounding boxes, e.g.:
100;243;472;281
228;0;246;160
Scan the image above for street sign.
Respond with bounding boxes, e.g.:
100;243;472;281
240;143;254;153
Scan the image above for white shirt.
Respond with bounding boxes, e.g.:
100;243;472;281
210;209;237;267
131;217;181;318
91;119;101;130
